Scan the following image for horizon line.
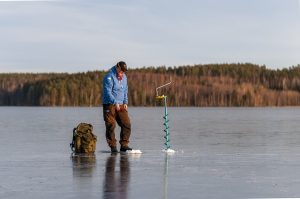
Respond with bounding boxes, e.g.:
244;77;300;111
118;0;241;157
0;63;300;74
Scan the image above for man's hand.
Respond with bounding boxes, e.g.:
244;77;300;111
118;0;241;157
116;104;127;111
115;104;121;111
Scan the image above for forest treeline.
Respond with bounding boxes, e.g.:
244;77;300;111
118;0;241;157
1;63;300;106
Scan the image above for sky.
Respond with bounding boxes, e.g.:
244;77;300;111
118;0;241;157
0;0;300;72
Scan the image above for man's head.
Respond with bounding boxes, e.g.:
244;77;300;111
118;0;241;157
116;61;127;73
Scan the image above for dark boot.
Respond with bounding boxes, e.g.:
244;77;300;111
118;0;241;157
120;146;132;152
111;147;118;153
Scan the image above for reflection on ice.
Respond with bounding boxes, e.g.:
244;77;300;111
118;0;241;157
103;154;130;199
163;154;170;199
71;154;97;199
72;154;96;177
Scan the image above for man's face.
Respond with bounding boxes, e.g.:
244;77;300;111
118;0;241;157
117;66;124;74
116;67;124;80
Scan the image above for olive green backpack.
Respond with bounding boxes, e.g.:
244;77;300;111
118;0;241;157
70;123;97;154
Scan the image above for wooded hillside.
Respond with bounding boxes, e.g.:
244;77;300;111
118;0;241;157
1;63;300;106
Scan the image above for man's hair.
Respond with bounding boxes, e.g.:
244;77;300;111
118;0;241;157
117;61;127;72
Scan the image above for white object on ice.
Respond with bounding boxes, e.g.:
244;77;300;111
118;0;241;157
163;148;176;153
127;149;142;154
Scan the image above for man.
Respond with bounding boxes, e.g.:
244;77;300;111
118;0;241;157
102;61;132;153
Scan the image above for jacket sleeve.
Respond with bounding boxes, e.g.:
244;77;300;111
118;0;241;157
103;75;116;104
123;83;128;104
123;74;128;104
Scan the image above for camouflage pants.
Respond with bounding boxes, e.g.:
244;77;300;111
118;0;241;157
103;104;131;148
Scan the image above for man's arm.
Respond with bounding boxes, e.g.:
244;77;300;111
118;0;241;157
123;80;128;105
122;76;128;110
123;84;128;111
103;75;116;104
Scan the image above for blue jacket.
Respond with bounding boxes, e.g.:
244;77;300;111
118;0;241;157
102;66;128;105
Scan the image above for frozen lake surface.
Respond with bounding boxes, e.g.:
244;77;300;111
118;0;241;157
1;107;300;198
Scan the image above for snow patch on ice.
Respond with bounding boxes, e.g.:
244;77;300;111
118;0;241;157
163;149;176;153
127;149;142;154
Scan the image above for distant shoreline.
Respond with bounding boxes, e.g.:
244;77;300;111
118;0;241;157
1;63;300;106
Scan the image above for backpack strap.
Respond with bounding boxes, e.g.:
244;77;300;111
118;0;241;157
70;127;77;152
